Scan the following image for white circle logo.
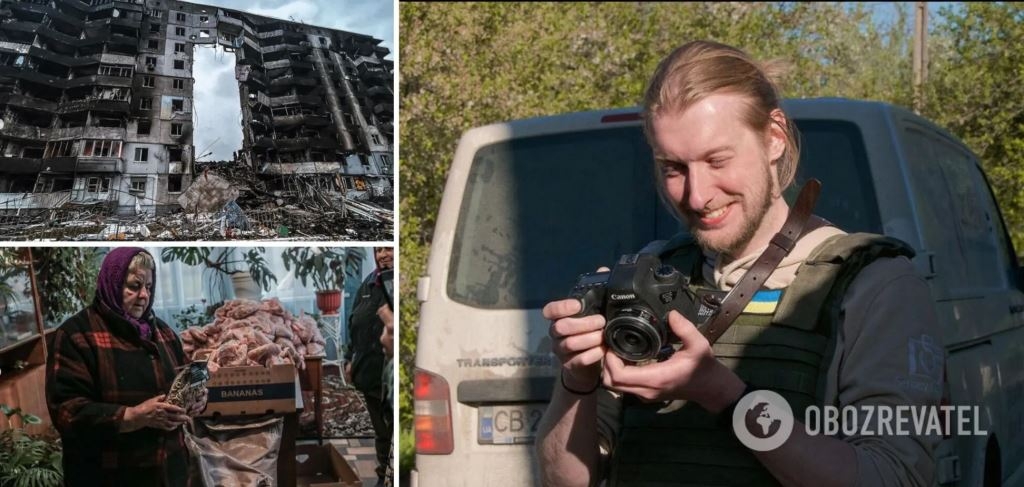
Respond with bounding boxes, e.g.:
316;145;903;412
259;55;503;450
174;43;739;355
731;389;794;451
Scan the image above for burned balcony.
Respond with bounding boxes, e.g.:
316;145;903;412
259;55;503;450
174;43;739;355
27;46;100;67
0;93;59;113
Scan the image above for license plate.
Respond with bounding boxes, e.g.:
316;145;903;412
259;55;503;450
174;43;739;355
478;404;546;445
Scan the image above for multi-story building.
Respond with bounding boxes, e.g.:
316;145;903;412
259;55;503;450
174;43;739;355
0;0;393;217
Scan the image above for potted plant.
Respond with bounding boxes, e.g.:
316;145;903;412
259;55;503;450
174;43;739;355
0;405;62;487
281;247;365;315
30;248;102;326
160;247;278;302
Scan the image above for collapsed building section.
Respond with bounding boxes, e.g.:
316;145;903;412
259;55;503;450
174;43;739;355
0;0;393;227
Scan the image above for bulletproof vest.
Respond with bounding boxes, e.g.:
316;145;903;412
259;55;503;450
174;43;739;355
605;232;915;487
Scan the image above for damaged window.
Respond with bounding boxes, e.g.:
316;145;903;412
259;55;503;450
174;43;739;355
130;177;146;194
145;56;157;66
168;147;183;161
137;119;151;135
379;154;391;171
174;42;186;53
173;78;185;89
98;64;134;77
86;177;112;193
22;147;44;158
44;140;76;158
142;76;155;87
171;123;182;136
168;174;183;193
34;176;73;193
134;147;149;162
150;23;160;33
176;12;186;22
171;99;184;112
200;15;209;23
148;40;159;50
81;139;122;158
174;59;185;70
140;97;152;110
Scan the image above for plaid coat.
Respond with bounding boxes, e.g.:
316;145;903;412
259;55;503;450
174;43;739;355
46;301;190;487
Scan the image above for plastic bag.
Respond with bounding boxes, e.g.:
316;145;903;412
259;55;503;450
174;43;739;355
185;415;284;487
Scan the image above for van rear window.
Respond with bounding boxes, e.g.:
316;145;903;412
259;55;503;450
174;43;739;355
447;127;669;309
447;121;880;310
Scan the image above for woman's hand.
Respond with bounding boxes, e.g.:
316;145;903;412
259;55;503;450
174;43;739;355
121;394;189;432
188;388;208;417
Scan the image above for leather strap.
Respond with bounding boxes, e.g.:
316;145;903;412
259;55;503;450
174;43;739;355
699;178;822;345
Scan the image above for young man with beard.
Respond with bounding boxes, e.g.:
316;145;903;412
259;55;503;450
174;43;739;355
535;40;944;487
344;246;394;486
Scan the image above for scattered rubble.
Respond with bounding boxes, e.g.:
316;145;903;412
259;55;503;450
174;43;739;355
0;166;393;241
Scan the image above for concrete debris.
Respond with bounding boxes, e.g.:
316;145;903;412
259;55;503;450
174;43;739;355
0;167;392;241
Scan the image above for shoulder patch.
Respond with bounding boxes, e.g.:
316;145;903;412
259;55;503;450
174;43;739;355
743;289;783;314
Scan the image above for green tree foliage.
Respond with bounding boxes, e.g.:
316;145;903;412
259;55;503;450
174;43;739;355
398;1;1024;462
922;2;1024;248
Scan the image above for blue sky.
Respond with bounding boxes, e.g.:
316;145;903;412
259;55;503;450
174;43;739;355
185;0;394;161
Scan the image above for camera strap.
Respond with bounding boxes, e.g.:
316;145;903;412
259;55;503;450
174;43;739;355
699;178;822;345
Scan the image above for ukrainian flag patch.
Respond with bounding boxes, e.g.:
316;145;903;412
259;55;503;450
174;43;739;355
743;289;782;314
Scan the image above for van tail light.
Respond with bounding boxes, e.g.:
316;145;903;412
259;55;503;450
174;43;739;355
414;368;454;454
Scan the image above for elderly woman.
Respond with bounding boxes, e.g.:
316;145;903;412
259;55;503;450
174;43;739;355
45;247;205;487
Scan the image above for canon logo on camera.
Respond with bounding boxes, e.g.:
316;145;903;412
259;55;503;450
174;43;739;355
610;293;637;300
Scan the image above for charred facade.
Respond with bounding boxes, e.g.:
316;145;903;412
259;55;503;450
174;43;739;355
0;0;393;217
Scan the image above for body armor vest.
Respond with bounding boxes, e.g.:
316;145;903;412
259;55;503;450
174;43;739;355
605;231;914;487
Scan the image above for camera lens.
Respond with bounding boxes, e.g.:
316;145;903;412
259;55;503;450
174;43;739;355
604;308;665;362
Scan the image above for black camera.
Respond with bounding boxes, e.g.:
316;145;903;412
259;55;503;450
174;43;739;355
568;253;722;362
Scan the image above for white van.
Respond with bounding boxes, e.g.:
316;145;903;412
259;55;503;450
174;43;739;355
411;99;1024;486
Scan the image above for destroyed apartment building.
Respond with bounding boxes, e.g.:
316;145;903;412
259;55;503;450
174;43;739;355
0;0;393;234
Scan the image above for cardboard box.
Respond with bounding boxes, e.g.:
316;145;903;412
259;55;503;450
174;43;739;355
201;363;300;417
295;443;362;487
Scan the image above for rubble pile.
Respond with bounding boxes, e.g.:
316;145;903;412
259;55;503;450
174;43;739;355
0;166;393;241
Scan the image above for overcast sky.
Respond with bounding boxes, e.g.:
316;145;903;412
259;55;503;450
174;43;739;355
186;0;394;161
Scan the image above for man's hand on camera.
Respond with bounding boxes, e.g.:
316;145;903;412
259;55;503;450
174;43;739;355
602;310;744;410
543;297;607;393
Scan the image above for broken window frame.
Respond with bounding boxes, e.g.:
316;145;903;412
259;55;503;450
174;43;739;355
86;177;112;193
168;174;183;193
98;64;134;77
81;139;123;158
134;147;149;162
150;23;160;33
130;177;147;194
137;119;151;135
44;139;76;158
145;56;158;66
140;97;153;110
171;123;183;136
